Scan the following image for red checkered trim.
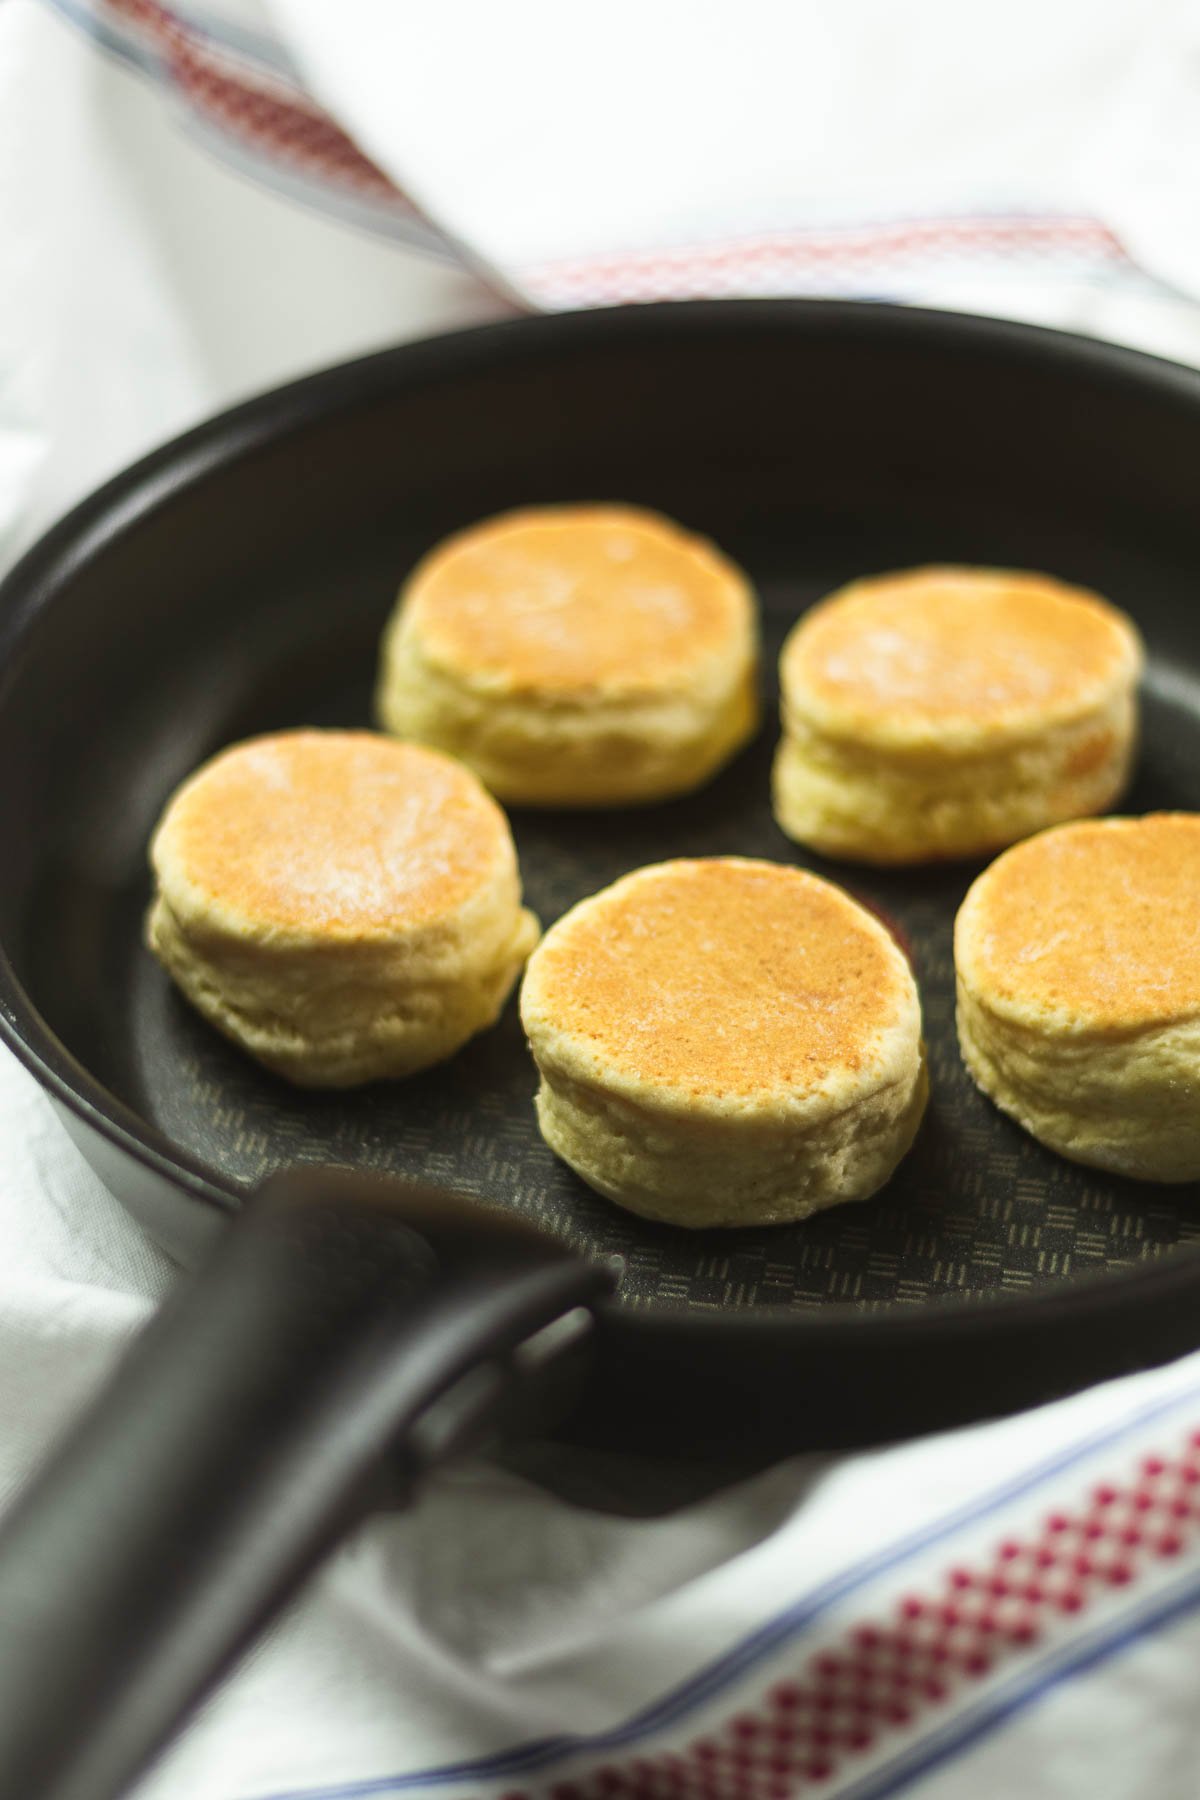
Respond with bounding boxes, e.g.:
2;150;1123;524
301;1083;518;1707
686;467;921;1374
498;1427;1200;1798
103;0;412;208
525;214;1133;309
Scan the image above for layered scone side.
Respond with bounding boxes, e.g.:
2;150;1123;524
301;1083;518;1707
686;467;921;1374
377;505;760;806
521;858;927;1227
774;567;1142;863
529;1052;930;1228
956;985;1200;1181
955;814;1200;1181
147;731;539;1087
774;685;1137;866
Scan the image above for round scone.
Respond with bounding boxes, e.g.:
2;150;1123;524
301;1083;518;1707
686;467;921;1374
520;857;927;1227
376;504;759;806
773;566;1142;864
956;814;1200;1181
146;730;539;1087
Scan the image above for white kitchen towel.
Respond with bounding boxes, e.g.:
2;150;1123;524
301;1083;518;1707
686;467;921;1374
0;0;511;573
250;0;1200;344
6;3;1200;1797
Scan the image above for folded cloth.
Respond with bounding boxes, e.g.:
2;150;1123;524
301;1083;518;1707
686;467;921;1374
264;0;1200;348
6;4;1200;1797
0;0;511;570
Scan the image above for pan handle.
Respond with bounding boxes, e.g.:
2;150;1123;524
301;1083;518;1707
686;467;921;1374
0;1167;613;1800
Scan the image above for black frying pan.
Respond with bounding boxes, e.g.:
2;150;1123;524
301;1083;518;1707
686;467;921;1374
2;300;1200;1798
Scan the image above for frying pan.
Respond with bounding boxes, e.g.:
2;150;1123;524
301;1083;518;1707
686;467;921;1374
2;300;1200;1798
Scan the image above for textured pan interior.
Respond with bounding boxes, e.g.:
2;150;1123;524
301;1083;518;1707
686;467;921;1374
4;303;1200;1327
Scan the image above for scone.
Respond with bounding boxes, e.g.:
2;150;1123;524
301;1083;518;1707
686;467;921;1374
773;567;1142;864
146;730;538;1086
520;857;927;1227
376;504;759;806
956;814;1200;1181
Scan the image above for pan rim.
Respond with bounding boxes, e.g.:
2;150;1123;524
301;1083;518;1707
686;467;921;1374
3;295;1200;1347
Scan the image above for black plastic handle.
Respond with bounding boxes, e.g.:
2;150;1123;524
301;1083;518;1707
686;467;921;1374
0;1168;612;1800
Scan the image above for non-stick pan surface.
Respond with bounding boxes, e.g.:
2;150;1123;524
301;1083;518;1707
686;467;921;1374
4;300;1200;1458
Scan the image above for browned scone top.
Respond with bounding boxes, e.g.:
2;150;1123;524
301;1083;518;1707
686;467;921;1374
522;857;916;1106
956;813;1200;1030
782;566;1142;749
151;729;514;942
401;504;755;696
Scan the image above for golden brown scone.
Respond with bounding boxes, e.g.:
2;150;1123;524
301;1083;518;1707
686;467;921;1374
520;857;927;1227
146;730;538;1086
956;814;1200;1180
376;504;760;805
773;567;1142;864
